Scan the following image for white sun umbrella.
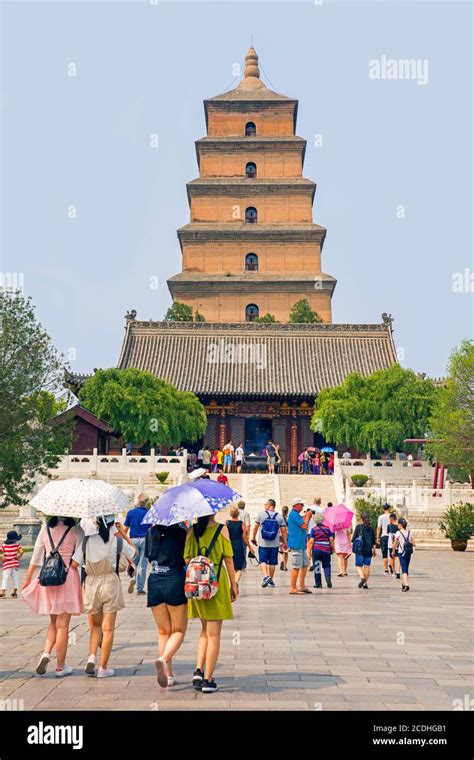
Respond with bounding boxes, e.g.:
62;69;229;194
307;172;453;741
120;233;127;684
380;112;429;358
30;478;130;519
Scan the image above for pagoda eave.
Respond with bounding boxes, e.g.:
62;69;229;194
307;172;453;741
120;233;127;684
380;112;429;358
177;223;327;251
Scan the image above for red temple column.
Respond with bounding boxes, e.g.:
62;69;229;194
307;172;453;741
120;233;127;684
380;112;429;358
219;419;227;450
439;465;445;489
432;462;439;490
290;421;298;469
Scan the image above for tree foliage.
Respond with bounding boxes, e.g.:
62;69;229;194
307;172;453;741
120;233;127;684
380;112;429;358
427;340;474;483
164;302;206;322
288;299;322;324
254;313;279;324
0;292;73;506
311;365;438;454
79;368;206;446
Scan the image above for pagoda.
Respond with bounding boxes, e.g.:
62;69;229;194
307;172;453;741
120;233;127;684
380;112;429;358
117;49;397;467
168;47;336;324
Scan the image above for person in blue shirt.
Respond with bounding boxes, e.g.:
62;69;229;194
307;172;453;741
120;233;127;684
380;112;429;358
124;493;150;595
287;499;313;595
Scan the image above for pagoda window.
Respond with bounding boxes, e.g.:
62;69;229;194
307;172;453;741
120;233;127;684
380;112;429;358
245;121;256;136
245;162;257;179
245;253;258;271
245;304;259;322
245;206;258;223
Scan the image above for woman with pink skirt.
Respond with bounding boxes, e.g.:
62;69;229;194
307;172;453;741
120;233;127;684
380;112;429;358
22;517;84;677
334;527;352;576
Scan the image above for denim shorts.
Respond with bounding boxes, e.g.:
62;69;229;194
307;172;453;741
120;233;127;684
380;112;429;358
380;536;389;558
258;546;279;566
224;455;233;466
355;553;372;567
291;548;309;569
147;567;187;607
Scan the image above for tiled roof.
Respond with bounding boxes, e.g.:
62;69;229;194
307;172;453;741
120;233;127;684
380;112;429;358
117;320;398;398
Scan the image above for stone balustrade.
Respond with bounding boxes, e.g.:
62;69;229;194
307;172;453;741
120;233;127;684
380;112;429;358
54;448;188;481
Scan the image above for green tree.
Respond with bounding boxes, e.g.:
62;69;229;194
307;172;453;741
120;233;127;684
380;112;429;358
164;302;205;322
428;341;474;484
311;365;437;454
254;313;279;324
288;299;322;323
79;368;206;446
0;292;73;506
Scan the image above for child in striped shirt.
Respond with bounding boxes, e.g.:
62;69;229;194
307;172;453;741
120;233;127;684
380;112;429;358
0;531;24;598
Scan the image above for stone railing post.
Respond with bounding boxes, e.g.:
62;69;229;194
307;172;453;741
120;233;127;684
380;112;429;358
121;447;128;469
92;448;98;472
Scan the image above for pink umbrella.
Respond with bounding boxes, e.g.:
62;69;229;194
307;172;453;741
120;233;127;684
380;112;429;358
323;503;354;532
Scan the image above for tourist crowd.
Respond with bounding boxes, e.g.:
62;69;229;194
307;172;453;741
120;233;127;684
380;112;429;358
1;491;415;694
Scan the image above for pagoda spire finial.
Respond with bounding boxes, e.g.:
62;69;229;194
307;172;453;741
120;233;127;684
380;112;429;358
244;46;260;80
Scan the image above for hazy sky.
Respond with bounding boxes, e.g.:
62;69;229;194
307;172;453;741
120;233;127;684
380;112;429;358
2;0;472;379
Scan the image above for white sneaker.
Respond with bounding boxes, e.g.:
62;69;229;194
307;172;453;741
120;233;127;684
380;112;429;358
155;656;169;688
36;652;50;676
85;655;96;676
167;676;176;687
55;664;73;678
97;667;115;678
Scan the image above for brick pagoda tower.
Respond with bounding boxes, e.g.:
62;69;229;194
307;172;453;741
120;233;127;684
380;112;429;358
168;47;336;323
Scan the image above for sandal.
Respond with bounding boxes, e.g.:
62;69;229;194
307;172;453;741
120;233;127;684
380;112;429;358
300;588;313;594
289;590;305;595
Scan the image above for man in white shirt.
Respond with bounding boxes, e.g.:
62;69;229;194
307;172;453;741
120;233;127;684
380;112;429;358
376;503;391;574
235;444;244;473
223;441;234;473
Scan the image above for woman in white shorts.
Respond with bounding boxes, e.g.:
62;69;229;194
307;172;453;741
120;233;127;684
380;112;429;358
73;515;136;678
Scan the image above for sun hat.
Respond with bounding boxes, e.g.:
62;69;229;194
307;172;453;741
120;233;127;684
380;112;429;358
5;530;22;545
291;497;305;507
188;468;207;480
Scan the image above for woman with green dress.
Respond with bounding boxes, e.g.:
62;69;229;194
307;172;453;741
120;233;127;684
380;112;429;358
184;514;238;693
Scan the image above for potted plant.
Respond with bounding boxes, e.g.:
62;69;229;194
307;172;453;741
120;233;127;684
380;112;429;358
439;502;474;551
155;471;169;485
351;474;369;487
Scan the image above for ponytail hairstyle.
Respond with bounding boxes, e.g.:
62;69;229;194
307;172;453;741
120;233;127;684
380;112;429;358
398;518;408;530
97;517;112;543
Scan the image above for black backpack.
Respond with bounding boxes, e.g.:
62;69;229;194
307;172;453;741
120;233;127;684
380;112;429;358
38;525;73;587
400;530;413;556
80;535;124;585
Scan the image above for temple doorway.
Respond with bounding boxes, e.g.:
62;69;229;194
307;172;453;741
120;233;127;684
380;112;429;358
244;418;272;455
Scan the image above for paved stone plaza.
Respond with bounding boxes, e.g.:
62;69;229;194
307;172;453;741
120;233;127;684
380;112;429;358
0;550;472;712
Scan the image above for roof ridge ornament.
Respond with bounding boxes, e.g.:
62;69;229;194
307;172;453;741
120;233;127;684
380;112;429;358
125;309;137;322
382;312;393;328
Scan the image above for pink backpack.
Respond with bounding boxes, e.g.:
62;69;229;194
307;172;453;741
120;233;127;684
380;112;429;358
185;525;224;601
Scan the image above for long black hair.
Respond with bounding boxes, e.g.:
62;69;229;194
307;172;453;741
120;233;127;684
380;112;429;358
193;515;210;538
47;516;76;528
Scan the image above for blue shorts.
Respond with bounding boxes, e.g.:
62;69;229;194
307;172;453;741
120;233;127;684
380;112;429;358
258;546;279;566
224;455;232;466
355;554;372;567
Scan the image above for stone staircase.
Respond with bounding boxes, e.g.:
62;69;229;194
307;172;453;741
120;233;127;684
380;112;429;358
218;473;337;523
278;474;337;511
405;498;451;549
